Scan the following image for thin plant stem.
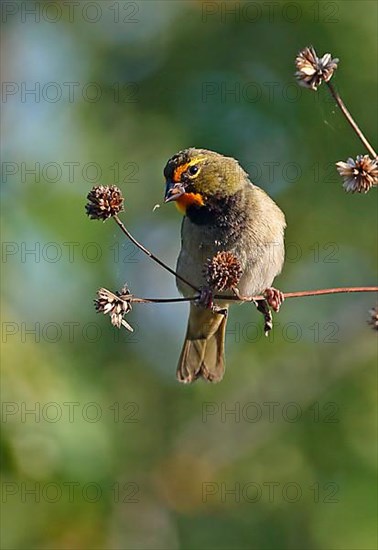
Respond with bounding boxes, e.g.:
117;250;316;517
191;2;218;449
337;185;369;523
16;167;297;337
129;286;378;305
111;215;377;307
113;214;199;293
228;285;378;302
131;296;196;304
326;81;377;158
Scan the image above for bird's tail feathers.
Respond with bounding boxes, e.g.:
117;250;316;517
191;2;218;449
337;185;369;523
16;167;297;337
177;304;227;384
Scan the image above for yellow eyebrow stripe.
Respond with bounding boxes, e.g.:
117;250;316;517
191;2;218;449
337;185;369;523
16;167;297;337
173;156;206;182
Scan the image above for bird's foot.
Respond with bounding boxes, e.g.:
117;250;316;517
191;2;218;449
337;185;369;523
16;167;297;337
197;286;214;309
197;287;228;317
263;287;284;312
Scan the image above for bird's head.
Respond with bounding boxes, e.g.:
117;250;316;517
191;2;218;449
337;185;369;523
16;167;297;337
163;148;248;214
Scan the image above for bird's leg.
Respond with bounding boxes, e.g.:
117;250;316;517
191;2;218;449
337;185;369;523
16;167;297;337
263;287;284;312
255;299;273;336
197;286;214;309
196;287;228;317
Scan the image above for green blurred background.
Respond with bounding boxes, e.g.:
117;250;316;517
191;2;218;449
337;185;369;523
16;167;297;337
1;1;377;548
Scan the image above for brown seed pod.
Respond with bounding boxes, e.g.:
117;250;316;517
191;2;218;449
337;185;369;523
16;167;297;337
204;251;243;292
86;185;124;221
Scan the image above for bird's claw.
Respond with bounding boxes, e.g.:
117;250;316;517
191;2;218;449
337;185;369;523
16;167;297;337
196;287;228;317
263;287;284;312
197;286;214;309
255;287;283;336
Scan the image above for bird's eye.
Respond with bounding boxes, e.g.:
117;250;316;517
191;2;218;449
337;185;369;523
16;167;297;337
188;165;199;176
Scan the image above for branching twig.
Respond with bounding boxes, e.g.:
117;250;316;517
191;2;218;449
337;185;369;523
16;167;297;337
129;286;378;305
86;182;377;337
96;285;377;333
113;214;199;293
88;45;378;352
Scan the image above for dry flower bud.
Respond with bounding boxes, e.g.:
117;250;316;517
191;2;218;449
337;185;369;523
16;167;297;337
336;155;378;193
204;251;242;292
368;306;378;331
86;185;124;221
295;46;338;90
95;285;133;331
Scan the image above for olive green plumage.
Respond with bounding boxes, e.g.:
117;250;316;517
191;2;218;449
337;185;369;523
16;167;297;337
164;148;286;383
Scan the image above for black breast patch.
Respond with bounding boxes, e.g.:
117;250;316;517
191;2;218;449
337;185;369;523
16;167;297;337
186;190;248;243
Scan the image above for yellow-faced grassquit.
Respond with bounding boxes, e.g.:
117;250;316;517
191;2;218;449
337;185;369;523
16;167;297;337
164;148;286;384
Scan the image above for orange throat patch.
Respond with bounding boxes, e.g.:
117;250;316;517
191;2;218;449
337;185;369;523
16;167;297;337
175;192;204;214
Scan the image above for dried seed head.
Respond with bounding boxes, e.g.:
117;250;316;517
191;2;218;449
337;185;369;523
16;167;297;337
368;306;378;331
336;155;378;193
95;285;133;331
295;46;338;90
86;185;124;221
204;251;242;292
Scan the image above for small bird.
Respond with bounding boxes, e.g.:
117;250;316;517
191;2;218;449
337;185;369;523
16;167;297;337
164;148;286;383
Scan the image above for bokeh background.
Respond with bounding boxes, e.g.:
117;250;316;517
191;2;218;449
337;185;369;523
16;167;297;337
1;1;377;549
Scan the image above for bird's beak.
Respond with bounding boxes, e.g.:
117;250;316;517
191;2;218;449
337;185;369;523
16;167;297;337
164;180;186;203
